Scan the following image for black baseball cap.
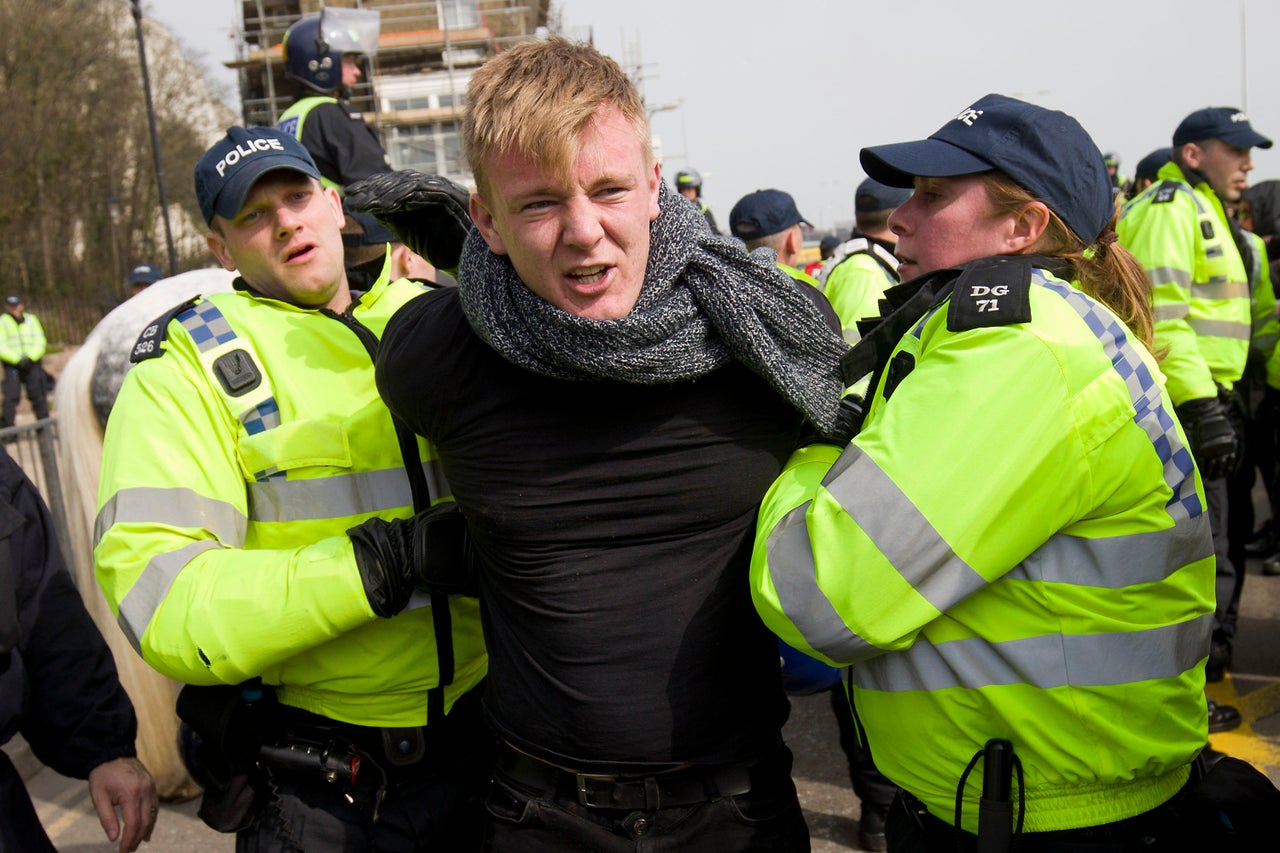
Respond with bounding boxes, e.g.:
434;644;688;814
195;126;322;225
855;177;912;213
729;189;812;240
1173;107;1272;150
859;93;1113;244
4;296;20;306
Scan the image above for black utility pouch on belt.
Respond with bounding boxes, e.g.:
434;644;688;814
177;680;274;833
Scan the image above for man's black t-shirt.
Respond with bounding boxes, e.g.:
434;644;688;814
377;288;800;771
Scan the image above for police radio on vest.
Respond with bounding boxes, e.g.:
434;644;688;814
216;138;287;177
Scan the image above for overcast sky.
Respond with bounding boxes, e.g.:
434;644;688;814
146;0;1280;231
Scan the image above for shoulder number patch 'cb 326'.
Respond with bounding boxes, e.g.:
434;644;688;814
130;298;199;363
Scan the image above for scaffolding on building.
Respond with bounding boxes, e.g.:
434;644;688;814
230;1;550;186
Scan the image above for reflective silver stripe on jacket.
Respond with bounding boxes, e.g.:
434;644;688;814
95;487;247;549
1146;266;1192;290
246;461;449;522
1188;318;1252;340
1192;277;1249;300
850;612;1212;693
1006;515;1211;586
117;540;222;655
766;498;875;662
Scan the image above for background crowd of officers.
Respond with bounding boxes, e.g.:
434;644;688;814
7;11;1280;853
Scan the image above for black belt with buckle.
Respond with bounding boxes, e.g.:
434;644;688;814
496;745;754;810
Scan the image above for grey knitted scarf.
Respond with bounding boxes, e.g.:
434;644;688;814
457;181;851;433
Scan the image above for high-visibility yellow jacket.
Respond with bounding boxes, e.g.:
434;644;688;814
279;96;344;193
1241;228;1280;388
95;271;486;727
751;258;1214;833
817;239;900;344
0;312;46;365
1119;161;1251;404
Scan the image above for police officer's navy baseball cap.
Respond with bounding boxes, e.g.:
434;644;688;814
854;177;912;213
128;263;162;286
195;126;322;225
859;93;1113;244
1134;147;1174;183
1173;107;1273;150
729;189;813;240
4;296;20;306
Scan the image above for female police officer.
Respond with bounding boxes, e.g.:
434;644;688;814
750;94;1221;850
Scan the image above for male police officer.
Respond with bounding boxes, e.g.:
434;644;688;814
94;126;488;852
279;14;389;194
127;263;163;297
730;188;816;284
0;295;49;429
1119;107;1273;726
818;177;911;343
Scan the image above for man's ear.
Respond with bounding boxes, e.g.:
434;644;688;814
206;230;237;272
785;225;804;259
324;185;344;227
470;192;507;255
1180;142;1205;172
648;160;662;222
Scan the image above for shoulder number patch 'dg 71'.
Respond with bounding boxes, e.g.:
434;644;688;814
946;257;1033;332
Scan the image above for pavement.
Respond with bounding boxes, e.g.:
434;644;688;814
9;559;1280;851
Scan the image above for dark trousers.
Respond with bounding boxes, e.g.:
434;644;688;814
1;363;47;428
0;751;57;853
481;741;811;852
829;686;896;817
236;689;493;853
1205;475;1240;650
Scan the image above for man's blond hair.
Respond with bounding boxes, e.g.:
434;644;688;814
463;37;652;195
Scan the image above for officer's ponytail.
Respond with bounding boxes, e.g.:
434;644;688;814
983;173;1155;354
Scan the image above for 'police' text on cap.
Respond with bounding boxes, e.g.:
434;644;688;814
194;126;322;225
1173;107;1273;150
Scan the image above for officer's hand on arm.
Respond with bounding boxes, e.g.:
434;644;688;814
1175;396;1238;480
348;503;474;617
344;171;473;272
88;756;157;853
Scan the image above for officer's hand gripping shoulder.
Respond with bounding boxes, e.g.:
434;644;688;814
344;171;473;274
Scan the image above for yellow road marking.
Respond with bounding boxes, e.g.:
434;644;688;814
1206;678;1280;781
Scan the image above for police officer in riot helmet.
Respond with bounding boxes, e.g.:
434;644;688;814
279;13;389;192
674;167;722;234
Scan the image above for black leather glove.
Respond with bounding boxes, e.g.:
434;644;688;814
16;356;32;371
348;502;473;618
1176;396;1238;481
344;171;473;272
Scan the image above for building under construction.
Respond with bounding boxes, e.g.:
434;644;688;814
232;1;551;186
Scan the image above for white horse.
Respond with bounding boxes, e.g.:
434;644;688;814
55;269;235;800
